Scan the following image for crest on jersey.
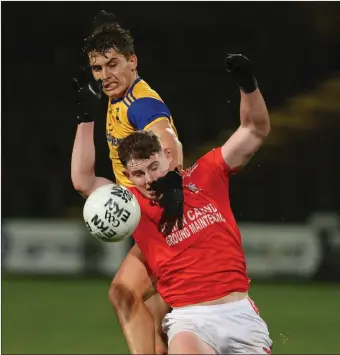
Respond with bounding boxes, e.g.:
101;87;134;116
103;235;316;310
115;107;120;122
182;163;198;178
186;183;201;193
108;121;113;132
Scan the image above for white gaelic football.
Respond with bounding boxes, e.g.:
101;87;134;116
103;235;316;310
83;183;141;242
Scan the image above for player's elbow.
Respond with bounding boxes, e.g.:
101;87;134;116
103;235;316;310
260;120;271;138
241;92;271;139
161;128;180;147
251;115;271;140
71;173;92;198
162;129;183;169
71;174;84;192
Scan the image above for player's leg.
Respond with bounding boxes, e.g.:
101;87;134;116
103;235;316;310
163;307;219;354
198;298;271;354
126;240;169;354
145;292;169;354
168;331;217;354
225;298;273;354
109;245;155;354
109;245;168;354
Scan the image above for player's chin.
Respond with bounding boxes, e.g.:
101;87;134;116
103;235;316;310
104;86;122;98
148;192;158;200
145;190;159;201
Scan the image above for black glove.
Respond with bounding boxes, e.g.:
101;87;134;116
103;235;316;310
150;169;184;235
224;54;258;94
72;67;103;123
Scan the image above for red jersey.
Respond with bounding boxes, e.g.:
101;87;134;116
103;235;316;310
129;147;249;307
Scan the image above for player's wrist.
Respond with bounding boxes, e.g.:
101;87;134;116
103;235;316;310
237;75;258;94
77;119;95;126
77;112;95;124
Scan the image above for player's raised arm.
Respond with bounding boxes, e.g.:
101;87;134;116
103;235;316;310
146;119;183;172
221;54;270;170
126;96;183;171
71;76;113;198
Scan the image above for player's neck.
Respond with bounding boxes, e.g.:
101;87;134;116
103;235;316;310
117;72;139;100
127;71;139;90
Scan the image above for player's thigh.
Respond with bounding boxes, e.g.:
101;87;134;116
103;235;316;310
225;299;272;354
168;331;217;354
109;244;152;303
163;310;219;354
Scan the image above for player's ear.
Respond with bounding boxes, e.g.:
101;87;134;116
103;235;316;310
129;54;137;70
164;148;173;164
123;170;130;180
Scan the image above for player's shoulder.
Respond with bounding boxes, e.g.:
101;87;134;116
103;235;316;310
128;187;150;211
125;77;171;130
182;147;231;180
130;77;163;102
183;148;221;173
128;187;144;211
128;186;159;225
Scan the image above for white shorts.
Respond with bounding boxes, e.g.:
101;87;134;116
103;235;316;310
162;298;272;354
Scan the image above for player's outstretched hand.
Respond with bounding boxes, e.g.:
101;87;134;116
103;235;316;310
224;54;258;94
72;67;103;123
151;169;184;234
151;169;182;197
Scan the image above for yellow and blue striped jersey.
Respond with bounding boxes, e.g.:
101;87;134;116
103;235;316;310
106;77;178;187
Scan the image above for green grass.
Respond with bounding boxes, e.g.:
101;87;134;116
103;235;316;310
2;278;340;354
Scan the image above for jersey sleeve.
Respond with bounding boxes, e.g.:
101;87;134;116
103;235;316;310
183;147;235;200
127;97;171;130
199;147;236;176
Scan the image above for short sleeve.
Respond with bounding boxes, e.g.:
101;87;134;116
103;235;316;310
199;147;236;176
127;97;171;130
182;147;235;197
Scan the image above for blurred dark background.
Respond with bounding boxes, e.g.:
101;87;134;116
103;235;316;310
2;1;340;222
2;3;340;354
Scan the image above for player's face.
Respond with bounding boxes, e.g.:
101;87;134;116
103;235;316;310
124;150;172;200
89;49;137;99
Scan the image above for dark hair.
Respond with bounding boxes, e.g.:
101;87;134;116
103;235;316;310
83;10;134;59
118;131;162;167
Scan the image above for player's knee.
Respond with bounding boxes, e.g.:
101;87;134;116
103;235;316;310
108;282;140;321
108;281;134;309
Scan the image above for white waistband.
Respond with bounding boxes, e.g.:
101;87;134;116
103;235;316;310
172;297;251;313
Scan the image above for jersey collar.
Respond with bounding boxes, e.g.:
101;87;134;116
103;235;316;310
110;76;142;104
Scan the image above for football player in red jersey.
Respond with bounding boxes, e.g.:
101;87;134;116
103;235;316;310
72;54;273;354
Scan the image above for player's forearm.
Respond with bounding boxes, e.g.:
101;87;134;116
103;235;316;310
161;128;183;171
240;89;270;138
71;123;111;198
